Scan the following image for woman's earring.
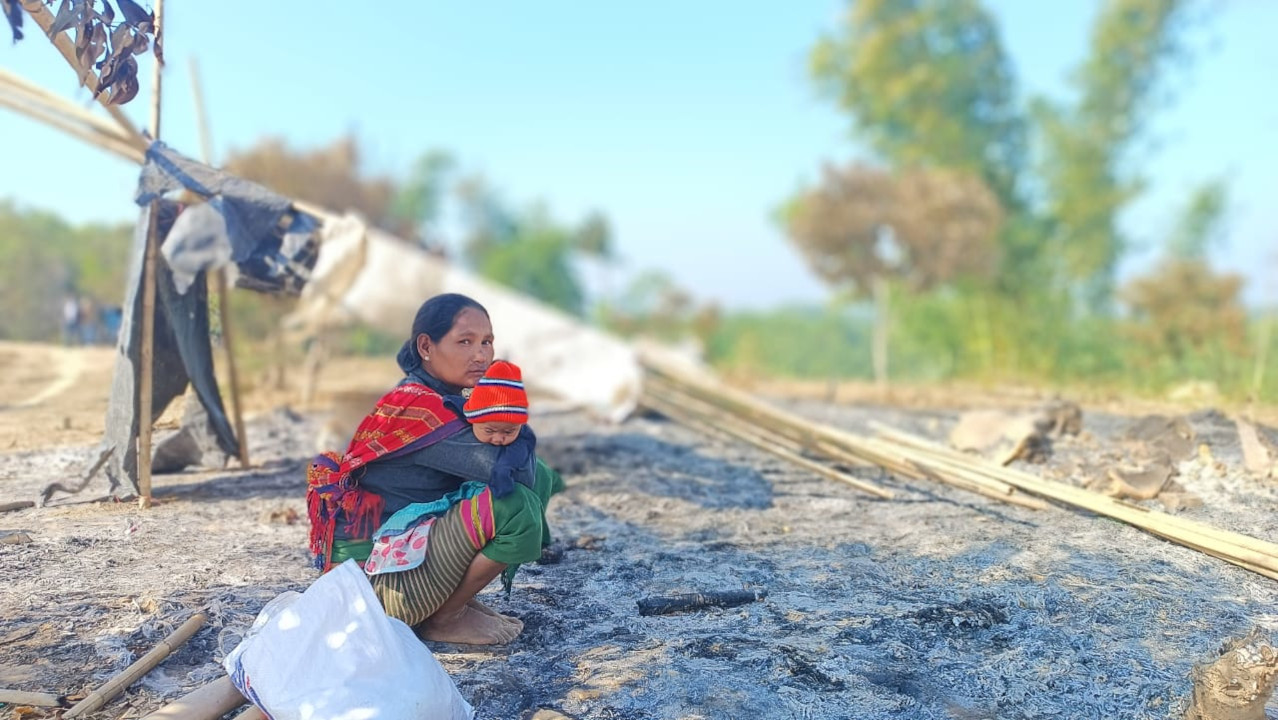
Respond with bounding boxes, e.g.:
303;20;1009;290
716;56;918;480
423;355;430;361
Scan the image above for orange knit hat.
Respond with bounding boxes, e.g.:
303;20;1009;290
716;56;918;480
463;360;528;424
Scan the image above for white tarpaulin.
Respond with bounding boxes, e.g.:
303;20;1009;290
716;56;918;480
287;214;643;422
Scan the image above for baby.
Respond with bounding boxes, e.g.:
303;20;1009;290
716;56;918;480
459;360;537;498
462;360;529;446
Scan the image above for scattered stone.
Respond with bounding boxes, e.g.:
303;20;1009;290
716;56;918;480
1106;464;1173;500
259;507;300;525
949;401;1082;464
1234;417;1274;480
0;530;32;544
1184;628;1277;720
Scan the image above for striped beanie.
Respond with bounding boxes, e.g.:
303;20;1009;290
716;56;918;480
463;360;528;424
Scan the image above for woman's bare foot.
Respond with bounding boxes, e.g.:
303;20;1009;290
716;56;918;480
466;598;524;632
419;604;522;645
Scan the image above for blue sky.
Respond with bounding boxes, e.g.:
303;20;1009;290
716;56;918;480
1;1;1274;309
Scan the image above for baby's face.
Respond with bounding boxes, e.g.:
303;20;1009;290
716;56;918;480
473;421;522;446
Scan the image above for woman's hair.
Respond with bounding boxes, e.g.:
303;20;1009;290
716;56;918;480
395;293;489;373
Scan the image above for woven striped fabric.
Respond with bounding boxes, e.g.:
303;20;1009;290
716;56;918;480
369;498;488;627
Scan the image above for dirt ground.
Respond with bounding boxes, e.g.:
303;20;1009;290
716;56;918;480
2;341;1277;720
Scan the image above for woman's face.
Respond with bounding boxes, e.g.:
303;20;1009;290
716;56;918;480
416;307;494;388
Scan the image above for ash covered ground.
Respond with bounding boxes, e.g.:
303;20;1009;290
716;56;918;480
3;378;1278;719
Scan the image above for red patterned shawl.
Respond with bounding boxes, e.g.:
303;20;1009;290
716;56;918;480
306;382;467;570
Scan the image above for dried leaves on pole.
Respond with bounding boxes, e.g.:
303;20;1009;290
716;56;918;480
15;0;160;105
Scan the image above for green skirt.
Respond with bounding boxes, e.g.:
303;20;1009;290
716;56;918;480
331;459;563;627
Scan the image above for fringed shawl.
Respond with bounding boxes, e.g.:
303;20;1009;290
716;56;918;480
307;381;468;571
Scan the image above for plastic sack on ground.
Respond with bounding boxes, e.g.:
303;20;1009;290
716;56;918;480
223;560;474;720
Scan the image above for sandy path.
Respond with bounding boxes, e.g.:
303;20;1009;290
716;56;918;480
0;342;115;451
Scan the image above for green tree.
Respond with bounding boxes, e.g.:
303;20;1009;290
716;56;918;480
1036;0;1193;308
477;223;585;315
454;177;612;316
1167;179;1227;260
0;200;131;341
224;135;402;234
809;0;1025;208
389;150;456;249
783;164;1003;385
598;269;703;341
1120;177;1243;379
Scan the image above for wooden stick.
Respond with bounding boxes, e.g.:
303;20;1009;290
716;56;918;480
0;689;65;707
18;0;146;144
0;501;34;513
138;676;247;720
64;612;206;718
137;0;165;509
215;269;250;467
188;57;249;469
637;589;767;616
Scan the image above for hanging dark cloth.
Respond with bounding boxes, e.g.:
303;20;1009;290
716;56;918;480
46;142;320;500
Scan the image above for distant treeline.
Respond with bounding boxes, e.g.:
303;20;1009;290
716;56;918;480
1;196;1272;401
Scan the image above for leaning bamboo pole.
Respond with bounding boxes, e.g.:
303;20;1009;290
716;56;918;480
0;87;145;162
640;386;895;499
136;0;166;509
188;56;250;468
64;612;206;718
0;68;143;143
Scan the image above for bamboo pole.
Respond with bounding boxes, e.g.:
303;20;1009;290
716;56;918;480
872;425;1278;576
643;366;1045;505
18;0;146;144
0;501;34;513
644;360;1037;504
64;612;206;718
0;90;145;162
642;385;808;457
873;424;1278;558
138;676;247;720
188;57;249;468
137;0;165;509
0;69;144;143
640;391;894;499
640;352;1278;580
646;383;895;498
0;689;65;707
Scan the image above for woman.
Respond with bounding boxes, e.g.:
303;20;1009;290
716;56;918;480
308;293;562;645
